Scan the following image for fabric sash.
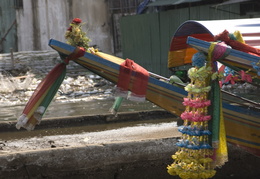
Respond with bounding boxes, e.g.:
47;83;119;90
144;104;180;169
116;58;149;102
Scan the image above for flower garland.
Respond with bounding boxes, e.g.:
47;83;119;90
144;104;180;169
65;18;91;51
167;42;229;178
167;60;216;179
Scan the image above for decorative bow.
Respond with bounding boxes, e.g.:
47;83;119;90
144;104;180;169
223;74;238;84
239;70;252;83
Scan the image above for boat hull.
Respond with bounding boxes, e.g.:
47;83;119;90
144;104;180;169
49;39;260;157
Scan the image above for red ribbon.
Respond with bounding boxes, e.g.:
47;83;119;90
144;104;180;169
64;47;85;64
117;58;149;99
214;30;260;57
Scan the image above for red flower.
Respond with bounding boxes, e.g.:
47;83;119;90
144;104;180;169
72;18;82;24
67;26;72;32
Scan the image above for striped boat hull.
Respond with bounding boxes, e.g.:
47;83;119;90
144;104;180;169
49;39;260;157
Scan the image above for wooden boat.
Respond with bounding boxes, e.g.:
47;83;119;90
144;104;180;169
49;38;260;157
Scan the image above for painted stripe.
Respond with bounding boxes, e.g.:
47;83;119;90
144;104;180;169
222;102;260;120
242;32;260;37
227;135;260;147
224;115;260;129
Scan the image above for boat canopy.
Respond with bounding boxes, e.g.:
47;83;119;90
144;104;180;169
168;18;260;69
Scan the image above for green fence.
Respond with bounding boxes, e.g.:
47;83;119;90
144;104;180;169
120;4;241;77
0;1;17;53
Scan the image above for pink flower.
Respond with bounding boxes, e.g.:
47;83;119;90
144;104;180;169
182;98;190;106
203;115;211;121
193;102;203;108
191;111;201;122
181;111;192;120
194;98;201;103
204;100;211;107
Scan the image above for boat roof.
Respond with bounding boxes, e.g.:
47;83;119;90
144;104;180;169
168;18;260;68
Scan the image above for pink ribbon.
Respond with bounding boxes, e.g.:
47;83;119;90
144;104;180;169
224;74;238;84
239;70;252;83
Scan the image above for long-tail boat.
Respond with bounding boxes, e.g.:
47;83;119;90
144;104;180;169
12;16;258;179
48;35;260;158
16;18;260;158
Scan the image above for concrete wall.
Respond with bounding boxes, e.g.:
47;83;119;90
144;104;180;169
16;0;113;53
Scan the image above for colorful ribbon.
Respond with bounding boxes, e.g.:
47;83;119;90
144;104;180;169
16;47;85;130
116;58;149;102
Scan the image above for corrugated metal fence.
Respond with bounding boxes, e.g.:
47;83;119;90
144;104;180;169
120;4;242;77
0;1;17;53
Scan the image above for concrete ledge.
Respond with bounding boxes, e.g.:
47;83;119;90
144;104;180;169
0;138;177;178
0;137;260;179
